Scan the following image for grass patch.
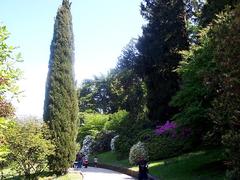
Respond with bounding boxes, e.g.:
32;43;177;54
1;169;82;180
90;151;131;168
148;149;225;179
94;148;226;179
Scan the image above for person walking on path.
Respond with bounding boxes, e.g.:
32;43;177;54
137;158;148;180
94;156;98;167
76;152;83;168
83;154;89;168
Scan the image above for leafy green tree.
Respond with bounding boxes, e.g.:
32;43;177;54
170;27;216;146
112;39;146;117
0;118;11;176
0;24;22;175
43;0;79;174
77;112;109;143
136;0;189;125
78;79;97;112
5;120;55;179
0;25;22;118
78;40;146;116
207;6;240;178
78;75;115;114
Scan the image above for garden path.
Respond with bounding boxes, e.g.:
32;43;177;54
69;167;136;180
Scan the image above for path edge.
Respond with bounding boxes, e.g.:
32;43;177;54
89;163;159;180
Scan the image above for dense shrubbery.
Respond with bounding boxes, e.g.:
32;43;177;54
146;135;184;160
129;142;148;165
5;120;55;178
135;121;191;161
114;135;134;159
77;112;109;144
208;6;240;178
80;135;95;156
92;131;115;153
78;111;129;155
104;110;128;132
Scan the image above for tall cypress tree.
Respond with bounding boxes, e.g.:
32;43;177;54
43;0;78;174
136;0;188;125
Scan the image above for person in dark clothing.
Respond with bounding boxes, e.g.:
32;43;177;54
76;152;83;168
137;159;148;180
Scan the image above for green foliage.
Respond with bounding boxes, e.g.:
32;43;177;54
77;112;109;143
104;110;128;132
114;112;151;158
136;0;189;124
92;131;115;153
111;39;146;116
200;0;240;27
136;129;186;161
173;4;240;177
78;40;146;116
43;0;79;174
0;25;22;97
129;141;148;165
223;130;240;179
114;135;134;159
4;120;55;178
206;6;240;178
170;27;216;146
0;25;22;118
147;135;185;161
0;118;12;172
78;76;114;114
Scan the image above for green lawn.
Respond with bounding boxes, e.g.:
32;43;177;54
94;148;226;180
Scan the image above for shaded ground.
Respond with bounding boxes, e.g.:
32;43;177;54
69;167;136;180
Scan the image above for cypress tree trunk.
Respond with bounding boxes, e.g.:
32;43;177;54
43;0;78;174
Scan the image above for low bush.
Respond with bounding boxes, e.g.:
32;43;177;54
5;120;55;178
115;135;134;159
110;135;119;151
92;131;115;153
146;135;184;161
129;141;148;165
80;135;95;156
136;123;191;161
77;112;109;143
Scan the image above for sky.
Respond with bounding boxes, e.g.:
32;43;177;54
0;0;144;118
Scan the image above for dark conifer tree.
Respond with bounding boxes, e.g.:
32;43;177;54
43;0;78;174
136;0;188;125
200;0;240;27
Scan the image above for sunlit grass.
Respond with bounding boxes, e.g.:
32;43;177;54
96;148;225;179
2;168;83;180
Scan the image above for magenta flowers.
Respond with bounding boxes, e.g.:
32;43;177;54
155;121;177;135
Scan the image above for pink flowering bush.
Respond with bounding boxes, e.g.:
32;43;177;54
155;121;177;136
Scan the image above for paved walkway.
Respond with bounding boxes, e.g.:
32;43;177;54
69;167;136;180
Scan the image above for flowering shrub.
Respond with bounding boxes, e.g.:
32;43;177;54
110;135;119;151
92;131;115;153
80;135;95;156
129;141;148;165
155;121;177;136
